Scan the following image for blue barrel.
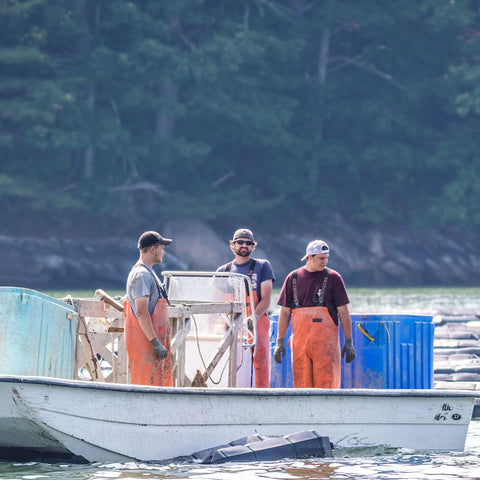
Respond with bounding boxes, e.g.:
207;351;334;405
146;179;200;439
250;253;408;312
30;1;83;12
0;287;78;379
269;314;293;387
340;314;435;389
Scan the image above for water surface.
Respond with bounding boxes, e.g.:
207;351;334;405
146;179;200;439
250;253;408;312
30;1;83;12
1;421;479;479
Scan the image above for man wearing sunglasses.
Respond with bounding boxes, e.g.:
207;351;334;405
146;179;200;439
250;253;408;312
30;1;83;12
216;228;275;388
273;239;355;388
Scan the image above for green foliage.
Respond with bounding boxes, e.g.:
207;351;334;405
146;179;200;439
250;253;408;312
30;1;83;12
1;0;480;236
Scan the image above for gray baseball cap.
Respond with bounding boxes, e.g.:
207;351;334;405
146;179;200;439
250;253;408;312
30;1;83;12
232;228;255;241
301;240;329;260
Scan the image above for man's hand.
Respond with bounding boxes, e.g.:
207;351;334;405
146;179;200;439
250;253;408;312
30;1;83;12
341;337;356;364
274;337;286;364
151;338;168;360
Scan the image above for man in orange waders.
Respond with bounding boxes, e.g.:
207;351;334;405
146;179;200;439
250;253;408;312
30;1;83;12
217;228;275;388
125;231;173;386
273;240;355;388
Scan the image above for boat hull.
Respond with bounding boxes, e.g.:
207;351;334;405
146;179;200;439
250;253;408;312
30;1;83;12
0;375;476;462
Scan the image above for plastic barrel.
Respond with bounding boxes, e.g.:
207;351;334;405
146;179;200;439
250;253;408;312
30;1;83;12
269;314;293;387
0;287;78;378
340;314;435;389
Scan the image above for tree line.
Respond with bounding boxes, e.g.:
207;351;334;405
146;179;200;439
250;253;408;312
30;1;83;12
1;0;480;237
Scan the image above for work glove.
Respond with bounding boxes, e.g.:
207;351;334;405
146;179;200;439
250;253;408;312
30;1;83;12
151;338;168;360
274;337;286;364
341;337;356;364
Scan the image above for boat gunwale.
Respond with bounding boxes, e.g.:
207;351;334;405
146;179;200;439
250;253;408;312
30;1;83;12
1;374;479;399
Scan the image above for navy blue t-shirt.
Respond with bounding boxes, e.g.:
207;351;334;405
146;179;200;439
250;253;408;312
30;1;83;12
216;258;275;302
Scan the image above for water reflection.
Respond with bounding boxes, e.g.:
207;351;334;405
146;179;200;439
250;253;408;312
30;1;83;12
285;461;338;479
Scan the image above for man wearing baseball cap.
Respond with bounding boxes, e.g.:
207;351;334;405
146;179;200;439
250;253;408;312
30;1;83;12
274;239;355;388
217;228;275;388
124;230;173;386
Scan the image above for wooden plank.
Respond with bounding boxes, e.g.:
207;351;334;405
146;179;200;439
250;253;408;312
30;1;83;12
76;332;123;367
74;306;126;382
115;333;128;384
74;299;124;319
94;289;124;311
77;316;105;382
86;317;117;333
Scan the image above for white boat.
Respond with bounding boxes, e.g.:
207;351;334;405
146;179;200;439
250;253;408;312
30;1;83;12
0;275;478;463
0;374;476;463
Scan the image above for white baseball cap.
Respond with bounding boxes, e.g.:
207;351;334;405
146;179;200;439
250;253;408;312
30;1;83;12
301;240;329;261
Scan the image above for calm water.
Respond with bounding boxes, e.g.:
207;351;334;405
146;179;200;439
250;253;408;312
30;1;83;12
2;289;480;479
348;287;480;315
0;421;479;480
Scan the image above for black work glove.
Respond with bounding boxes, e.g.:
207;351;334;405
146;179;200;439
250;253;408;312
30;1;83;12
274;337;286;364
151;338;168;360
341;337;356;364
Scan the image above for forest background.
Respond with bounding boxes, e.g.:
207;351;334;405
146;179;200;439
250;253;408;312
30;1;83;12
1;0;480;289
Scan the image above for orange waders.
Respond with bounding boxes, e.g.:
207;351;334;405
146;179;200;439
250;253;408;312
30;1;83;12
290;305;340;388
124;298;173;386
248;289;270;388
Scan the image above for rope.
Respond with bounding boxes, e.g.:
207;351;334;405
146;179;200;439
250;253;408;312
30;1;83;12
357;322;391;344
381;322;391;343
64;295;99;380
357;322;374;342
190;313;228;385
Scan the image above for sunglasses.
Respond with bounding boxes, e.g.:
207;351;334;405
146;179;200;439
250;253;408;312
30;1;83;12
235;240;254;246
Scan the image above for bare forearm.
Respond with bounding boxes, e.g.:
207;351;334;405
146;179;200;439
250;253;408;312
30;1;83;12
255;297;270;318
136;313;156;341
337;304;353;338
255;280;273;318
277;306;292;338
134;296;156;340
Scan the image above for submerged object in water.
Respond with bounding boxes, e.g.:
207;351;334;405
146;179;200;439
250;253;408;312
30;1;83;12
193;430;332;464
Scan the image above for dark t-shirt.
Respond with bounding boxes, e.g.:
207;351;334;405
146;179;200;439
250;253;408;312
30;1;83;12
277;266;349;323
216;258;275;303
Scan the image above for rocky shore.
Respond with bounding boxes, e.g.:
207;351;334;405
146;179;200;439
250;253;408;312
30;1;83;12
1;219;480;291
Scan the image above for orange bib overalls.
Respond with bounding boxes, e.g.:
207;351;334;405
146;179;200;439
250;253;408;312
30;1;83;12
289;268;340;388
124;298;173;386
224;259;270;388
247;289;270;388
291;305;340;388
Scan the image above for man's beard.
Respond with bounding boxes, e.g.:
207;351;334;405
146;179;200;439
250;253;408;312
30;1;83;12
235;248;251;257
